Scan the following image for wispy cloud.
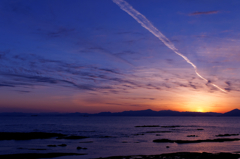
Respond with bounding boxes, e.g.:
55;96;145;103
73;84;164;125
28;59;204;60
189;10;219;16
121;97;155;100
1;50;219;93
47;27;75;38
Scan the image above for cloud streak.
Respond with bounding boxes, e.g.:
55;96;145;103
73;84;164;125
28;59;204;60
112;0;226;93
189;11;219;16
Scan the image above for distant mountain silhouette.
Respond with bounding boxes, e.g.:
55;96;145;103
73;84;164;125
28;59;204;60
222;109;240;116
95;109;222;116
1;109;240;117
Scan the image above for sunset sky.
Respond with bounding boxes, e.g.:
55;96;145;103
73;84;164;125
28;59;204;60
1;0;240;113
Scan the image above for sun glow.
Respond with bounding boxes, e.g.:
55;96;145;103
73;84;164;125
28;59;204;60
183;92;222;113
195;107;205;112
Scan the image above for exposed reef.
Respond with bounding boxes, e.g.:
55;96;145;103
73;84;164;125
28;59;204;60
0;153;86;159
135;125;160;127
153;138;240;144
0;132;65;140
216;134;239;137
146;131;172;133
0;132;88;140
187;135;198;137
56;135;88;139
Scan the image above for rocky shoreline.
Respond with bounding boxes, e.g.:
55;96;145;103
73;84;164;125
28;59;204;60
96;152;240;159
0;152;86;159
1;130;240;159
1;152;240;159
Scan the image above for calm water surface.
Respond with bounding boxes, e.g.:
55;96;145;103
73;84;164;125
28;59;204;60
0;116;240;158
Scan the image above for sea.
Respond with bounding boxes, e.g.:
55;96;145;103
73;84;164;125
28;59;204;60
0;116;240;159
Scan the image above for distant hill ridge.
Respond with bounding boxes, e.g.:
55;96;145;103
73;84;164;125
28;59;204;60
1;109;240;116
222;109;240;116
95;109;222;116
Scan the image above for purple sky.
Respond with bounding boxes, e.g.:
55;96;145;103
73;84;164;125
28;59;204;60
0;0;240;113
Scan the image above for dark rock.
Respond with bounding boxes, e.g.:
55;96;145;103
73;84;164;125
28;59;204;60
79;141;93;143
29;148;47;150
135;125;160;127
153;139;173;143
47;145;57;147
58;144;67;147
166;146;170;148
146;131;172;133
153;138;240;144
187;135;198;137
0;153;86;159
57;135;88;139
0;132;65;140
77;146;82;150
161;125;181;128
216;134;239;137
156;134;161;136
197;129;204;130
133;133;144;136
17;147;24;149
99;136;113;138
77;146;87;150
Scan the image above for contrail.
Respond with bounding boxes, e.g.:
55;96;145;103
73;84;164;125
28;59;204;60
113;0;226;93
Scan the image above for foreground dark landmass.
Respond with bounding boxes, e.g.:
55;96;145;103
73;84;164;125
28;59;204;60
96;152;240;159
153;138;240;144
1;152;240;159
0;153;86;159
0;132;88;140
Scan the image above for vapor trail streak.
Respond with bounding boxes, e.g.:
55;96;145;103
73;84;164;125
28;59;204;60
113;0;226;93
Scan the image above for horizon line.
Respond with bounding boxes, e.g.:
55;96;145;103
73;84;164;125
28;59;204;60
0;108;239;114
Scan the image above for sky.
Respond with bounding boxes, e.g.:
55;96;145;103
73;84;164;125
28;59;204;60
0;0;240;113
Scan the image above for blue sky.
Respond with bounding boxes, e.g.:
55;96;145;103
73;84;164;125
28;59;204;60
0;0;240;113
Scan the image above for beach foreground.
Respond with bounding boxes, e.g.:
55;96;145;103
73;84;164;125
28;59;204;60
97;152;240;159
0;152;239;159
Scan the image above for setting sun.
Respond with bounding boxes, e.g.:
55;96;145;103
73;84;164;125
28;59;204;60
196;107;205;112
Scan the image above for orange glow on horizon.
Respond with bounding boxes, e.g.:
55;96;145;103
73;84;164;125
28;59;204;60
195;107;205;113
173;91;229;113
